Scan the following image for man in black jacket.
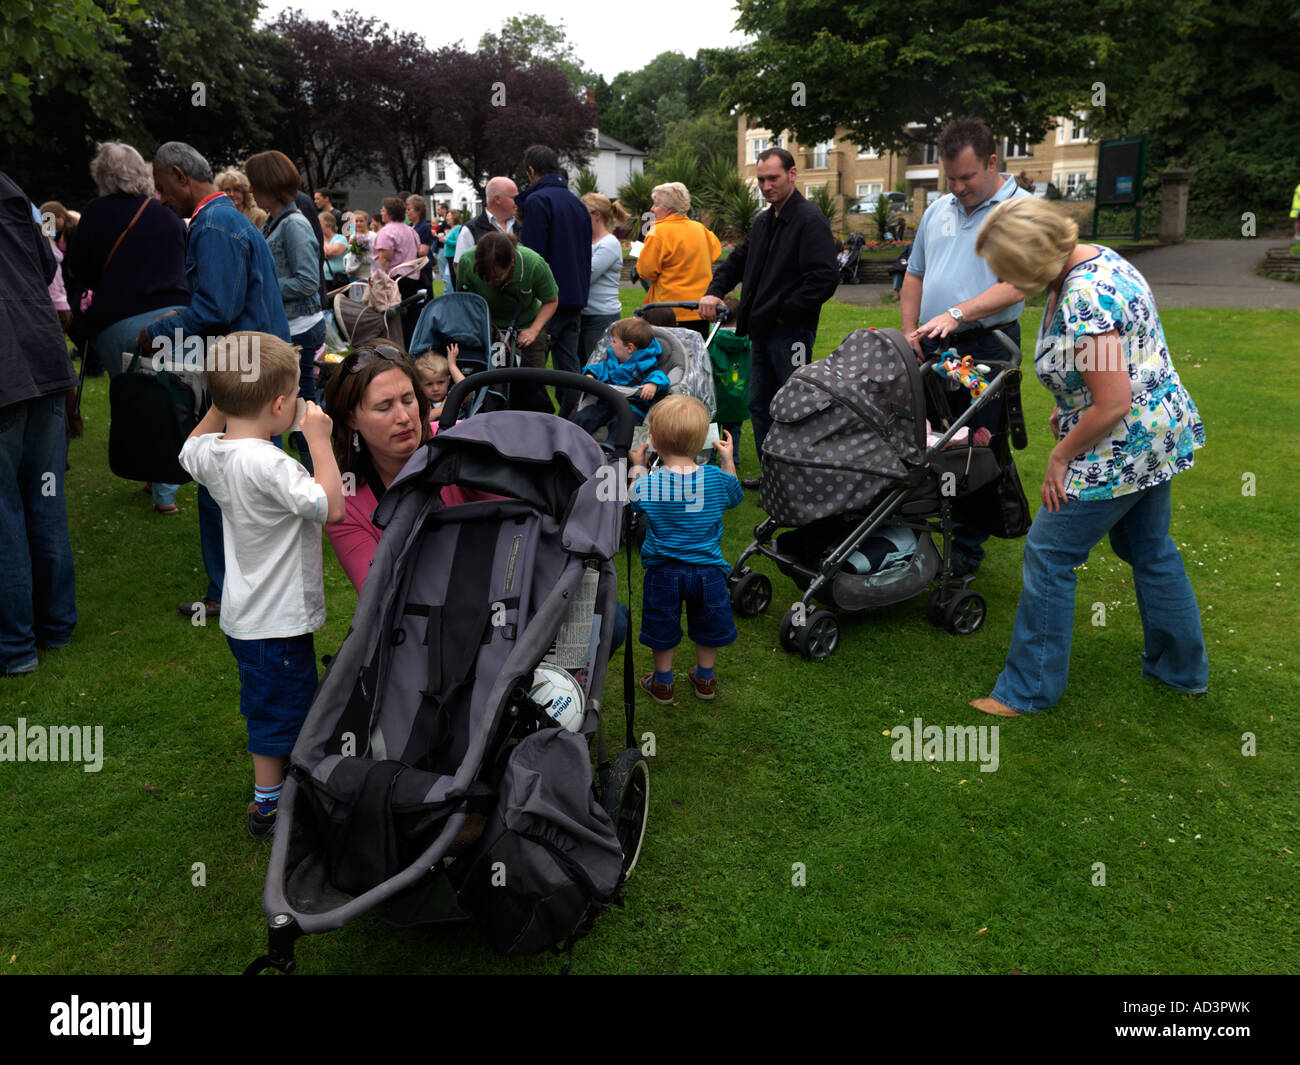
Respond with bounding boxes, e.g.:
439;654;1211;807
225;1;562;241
0;171;78;674
700;148;838;485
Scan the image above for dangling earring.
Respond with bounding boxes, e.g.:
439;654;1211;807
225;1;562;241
352;430;360;452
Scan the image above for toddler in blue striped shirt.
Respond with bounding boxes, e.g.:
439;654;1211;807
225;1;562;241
629;395;743;703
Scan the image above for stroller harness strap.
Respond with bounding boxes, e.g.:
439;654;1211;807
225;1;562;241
408;523;500;771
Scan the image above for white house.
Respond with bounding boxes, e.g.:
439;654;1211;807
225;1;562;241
584;130;645;198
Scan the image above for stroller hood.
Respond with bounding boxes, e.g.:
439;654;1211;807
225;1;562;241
761;328;927;526
379;411;621;561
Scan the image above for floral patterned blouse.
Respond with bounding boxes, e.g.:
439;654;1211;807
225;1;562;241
1035;245;1204;500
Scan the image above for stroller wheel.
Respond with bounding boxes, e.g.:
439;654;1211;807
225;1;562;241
603;748;650;877
944;590;987;636
796;610;840;660
779;608;802;652
730;571;772;618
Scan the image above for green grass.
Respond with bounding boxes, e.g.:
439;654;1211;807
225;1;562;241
2;303;1295;974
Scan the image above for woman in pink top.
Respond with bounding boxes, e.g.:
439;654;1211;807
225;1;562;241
372;195;423;341
323;341;480;591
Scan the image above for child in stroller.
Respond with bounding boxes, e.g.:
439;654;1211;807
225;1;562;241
572;317;669;441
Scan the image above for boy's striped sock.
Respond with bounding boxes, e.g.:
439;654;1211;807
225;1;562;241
254;781;282;815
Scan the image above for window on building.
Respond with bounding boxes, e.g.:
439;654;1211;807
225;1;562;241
856;144;879;159
751;137;768;162
805;183;827;195
1070;114;1089;142
1064;171;1093;197
920;142;938;165
812;140;833;169
1003;135;1033;159
856;182;883;199
436;161;446;181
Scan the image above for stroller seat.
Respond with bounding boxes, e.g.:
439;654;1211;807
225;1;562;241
574;324;718;427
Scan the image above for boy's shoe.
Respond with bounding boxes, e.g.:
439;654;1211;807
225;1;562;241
178;599;220;619
640;673;674;705
740;476;761;490
247;802;276;839
687;668;717;700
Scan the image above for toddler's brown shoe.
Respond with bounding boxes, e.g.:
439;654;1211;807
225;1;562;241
687;668;717;700
639;673;674;705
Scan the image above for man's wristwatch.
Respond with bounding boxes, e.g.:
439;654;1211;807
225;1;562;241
947;306;964;322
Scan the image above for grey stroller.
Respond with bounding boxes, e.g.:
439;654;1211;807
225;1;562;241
247;370;649;973
727;327;1029;659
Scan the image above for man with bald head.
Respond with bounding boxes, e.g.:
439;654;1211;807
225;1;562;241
454;176;518;264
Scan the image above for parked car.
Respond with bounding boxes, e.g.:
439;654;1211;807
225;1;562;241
848;191;910;215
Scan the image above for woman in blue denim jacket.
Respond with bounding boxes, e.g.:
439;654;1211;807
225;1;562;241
247;151;326;472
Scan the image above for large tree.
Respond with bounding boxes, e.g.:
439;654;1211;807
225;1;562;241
266;9;383;192
601;51;718;152
1085;0;1300;219
703;1;1117;154
3;0;280;203
426;45;596;203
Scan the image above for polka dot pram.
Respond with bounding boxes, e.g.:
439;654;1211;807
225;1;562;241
727;327;1028;658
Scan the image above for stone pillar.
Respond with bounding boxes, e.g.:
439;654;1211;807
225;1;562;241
1159;169;1191;243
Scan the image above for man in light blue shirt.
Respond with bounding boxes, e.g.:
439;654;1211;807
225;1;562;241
901;116;1031;574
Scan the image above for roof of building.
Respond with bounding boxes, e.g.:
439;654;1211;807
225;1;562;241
596;131;645;157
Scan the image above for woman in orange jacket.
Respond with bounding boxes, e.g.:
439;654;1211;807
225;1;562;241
637;182;722;338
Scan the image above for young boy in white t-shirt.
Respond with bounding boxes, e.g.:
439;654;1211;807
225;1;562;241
179;332;346;839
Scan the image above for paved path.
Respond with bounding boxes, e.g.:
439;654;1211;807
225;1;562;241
833;239;1300;311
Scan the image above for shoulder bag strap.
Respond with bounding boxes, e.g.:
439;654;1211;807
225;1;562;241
103;197;151;270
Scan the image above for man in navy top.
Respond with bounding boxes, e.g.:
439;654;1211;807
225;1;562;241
903;116;1031;575
517;144;591;418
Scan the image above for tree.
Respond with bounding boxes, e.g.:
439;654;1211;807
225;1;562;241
658;113;738;168
426;45;596;204
601;52;715;152
703;2;1120;156
1086;0;1300;220
479;14;599;95
268;9;386;193
3;0;281;204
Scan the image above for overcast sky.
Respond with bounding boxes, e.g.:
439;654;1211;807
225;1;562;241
264;1;752;81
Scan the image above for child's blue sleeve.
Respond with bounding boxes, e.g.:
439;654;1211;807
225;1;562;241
721;469;744;508
641;368;671;391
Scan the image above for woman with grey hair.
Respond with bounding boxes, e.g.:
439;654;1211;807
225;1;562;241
636;180;721;337
64;140;191;513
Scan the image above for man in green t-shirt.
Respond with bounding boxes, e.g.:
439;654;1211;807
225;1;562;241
457;231;559;411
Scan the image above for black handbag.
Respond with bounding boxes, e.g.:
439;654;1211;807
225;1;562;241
108;351;196;485
953;456;1031;539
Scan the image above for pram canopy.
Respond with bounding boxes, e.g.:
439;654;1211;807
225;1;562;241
760;328;928;527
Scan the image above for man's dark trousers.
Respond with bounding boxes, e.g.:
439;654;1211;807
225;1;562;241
749;325;816;464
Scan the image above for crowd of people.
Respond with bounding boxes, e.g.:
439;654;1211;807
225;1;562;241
2;115;1209;838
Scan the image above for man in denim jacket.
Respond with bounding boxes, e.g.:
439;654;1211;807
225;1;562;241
141;141;291;622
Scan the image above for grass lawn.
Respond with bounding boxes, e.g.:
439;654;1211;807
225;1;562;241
2;300;1295;975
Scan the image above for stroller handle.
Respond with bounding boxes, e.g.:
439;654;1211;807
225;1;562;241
635;300;730;325
438;368;638;453
920;327;1022;372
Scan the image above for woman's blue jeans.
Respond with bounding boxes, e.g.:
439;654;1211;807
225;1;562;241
95;306;187;506
989;479;1208;712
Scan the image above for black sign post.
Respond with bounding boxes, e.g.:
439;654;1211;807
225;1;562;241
1093;133;1149;243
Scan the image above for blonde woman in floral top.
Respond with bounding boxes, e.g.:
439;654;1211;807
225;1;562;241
970;198;1207;715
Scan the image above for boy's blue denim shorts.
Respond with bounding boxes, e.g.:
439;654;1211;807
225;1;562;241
226;634;318;756
639;562;737;651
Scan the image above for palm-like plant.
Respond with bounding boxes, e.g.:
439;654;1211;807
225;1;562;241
649;145;699;193
695;153;738;228
807;186;840;233
617;170;658;237
719;181;762;240
872;193;892;241
573;168;600;196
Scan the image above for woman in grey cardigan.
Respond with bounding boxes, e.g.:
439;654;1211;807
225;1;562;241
247;151;325;471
